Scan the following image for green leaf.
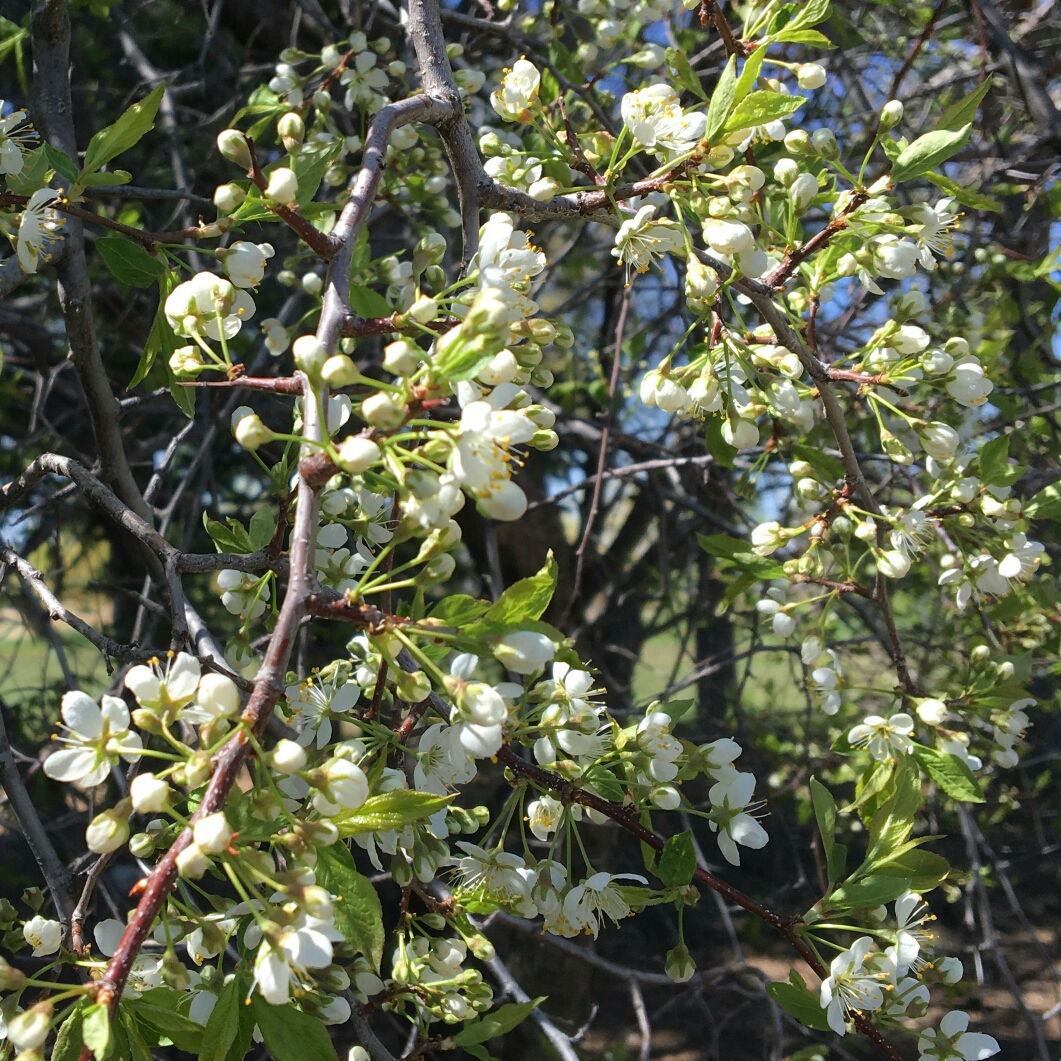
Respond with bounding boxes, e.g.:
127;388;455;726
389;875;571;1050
924;171;1003;213
777;0;830;33
126;1002;203;1054
734;45;768;103
80;170;132;187
864;757;920;865
203;514;255;554
936;77;992;132
294;144;341;210
911;743;985;803
828;842;847;883
765;973;831;1032
83;84;164;175
978;435;1025;487
773;28;834;45
666;46;707;102
454;999;545;1047
1023;482;1061;520
890;125;971;184
705;55;737;142
697;534;786;579
335;790;453;836
349;283;392;317
52;1004;86;1061
430;594;492;626
723;90;805;134
658;830;697;887
5;145;49;196
82;1003;111;1060
719;570;759;612
130;270;177;389
198;976;241;1061
123;1011;153;1061
791;443;844;482
314;843;385;971
96;235;166;288
248;506;276;551
251;998;336;1061
45;143;79;183
846;758;895;815
873;848;950;892
485;553;557;623
829;874;912;910
809;779;836;876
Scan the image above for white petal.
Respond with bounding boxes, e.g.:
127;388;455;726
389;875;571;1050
43;747;98;783
61;692;103;738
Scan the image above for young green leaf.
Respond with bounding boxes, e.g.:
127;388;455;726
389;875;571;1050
126;1001;203;1054
704;55;737;142
251;998;337;1061
349;283;392;317
828;874;912;911
485;552;557;623
733;45;767;103
335;790;453;836
198;976;241;1061
657;830;697;887
454;998;546;1047
248;506;276;551
765;973;832;1032
52;1004;86;1061
314;843;386;970
96;235;166;288
83;83;165;174
911;743;985;803
723;91;805;135
430;594;493;626
82;1003;111;1060
83;85;165;175
978;435;1025;488
889;124;971;184
936;77;992;132
924;171;1002;213
666;46;707;102
1023;482;1061;521
809;778;836;870
44;143;79;183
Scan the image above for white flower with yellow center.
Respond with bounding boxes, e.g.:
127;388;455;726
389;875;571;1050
611;205;683;274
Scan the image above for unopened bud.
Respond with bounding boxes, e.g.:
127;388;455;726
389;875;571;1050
322;354;358;387
277;112;305;154
879;99;904;131
217;129;252;168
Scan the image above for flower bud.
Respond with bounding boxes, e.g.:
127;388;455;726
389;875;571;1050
971;644;991;663
9;1003;52;1051
277;112;305;154
235;413;274;451
394;668;432;703
322;354;358;387
131;773;171;814
879;99;904;130
665;944;696;983
531;429;559;451
193;812;234;855
937;956;963;985
789;172;819;213
876;549;911;580
176;843;211;879
293;335;327;378
334;435;381;474
408;296;439;323
413;232;447;271
86;801;131;853
0;955;26;990
302;272;324;296
384;340;419;376
129;832;156;858
416;552;456;585
198;672;241;716
773;158;799;187
796;63;826;89
811;128;838;159
271;739;308;775
184;750;212;789
361;391;405;429
265;167;299;204
169;344;203;379
997;661;1015;681
528;177;562;201
783;129;813;155
213;182;245;214
917;699;948;725
217;129;252;168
